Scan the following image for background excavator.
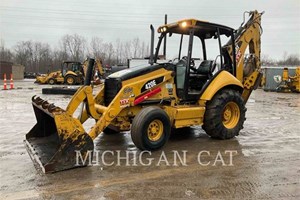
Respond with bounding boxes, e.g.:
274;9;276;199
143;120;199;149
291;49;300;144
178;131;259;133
35;59;105;85
35;61;83;85
25;10;264;173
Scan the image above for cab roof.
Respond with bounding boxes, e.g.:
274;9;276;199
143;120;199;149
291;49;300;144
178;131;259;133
158;19;234;38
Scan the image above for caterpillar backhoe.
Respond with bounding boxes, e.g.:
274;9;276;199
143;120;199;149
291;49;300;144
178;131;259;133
35;61;83;85
35;59;105;85
25;10;264;173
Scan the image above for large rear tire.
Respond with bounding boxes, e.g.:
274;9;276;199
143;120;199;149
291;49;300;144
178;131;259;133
65;75;76;85
203;89;246;139
131;106;171;150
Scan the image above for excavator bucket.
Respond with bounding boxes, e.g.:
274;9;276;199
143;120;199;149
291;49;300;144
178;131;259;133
24;96;94;173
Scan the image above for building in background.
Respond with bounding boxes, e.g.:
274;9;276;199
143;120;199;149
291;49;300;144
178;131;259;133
0;61;24;80
12;64;25;79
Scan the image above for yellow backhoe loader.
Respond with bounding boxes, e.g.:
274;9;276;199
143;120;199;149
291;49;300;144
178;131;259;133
35;59;105;85
35;61;84;85
25;10;264;173
276;67;300;93
35;70;62;85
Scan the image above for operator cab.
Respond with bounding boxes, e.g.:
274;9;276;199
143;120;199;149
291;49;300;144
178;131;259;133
61;61;83;76
152;19;236;102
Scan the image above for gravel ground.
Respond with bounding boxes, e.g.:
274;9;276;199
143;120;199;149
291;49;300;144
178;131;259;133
0;79;299;200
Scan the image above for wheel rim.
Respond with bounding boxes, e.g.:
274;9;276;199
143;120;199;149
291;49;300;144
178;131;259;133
67;77;74;84
222;102;240;129
49;79;54;84
147;119;164;142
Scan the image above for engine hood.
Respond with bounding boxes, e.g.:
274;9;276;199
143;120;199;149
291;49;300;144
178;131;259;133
107;64;165;81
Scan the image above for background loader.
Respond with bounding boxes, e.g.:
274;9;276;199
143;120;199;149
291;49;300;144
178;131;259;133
276;67;300;93
35;59;105;85
35;61;83;85
25;10;264;173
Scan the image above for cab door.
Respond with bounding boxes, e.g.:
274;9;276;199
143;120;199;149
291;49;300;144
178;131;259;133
175;29;194;101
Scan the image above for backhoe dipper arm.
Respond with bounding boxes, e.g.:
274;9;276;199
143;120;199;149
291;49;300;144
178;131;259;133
66;58;102;121
95;58;105;76
224;10;264;102
225;11;263;80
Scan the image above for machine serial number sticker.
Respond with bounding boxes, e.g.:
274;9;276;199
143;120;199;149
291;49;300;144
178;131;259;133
120;99;130;108
141;77;164;93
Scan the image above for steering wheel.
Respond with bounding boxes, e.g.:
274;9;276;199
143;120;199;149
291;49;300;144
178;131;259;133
172;57;180;64
190;58;197;72
190;58;195;67
181;56;197;72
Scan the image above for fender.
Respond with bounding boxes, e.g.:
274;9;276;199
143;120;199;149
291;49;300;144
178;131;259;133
200;71;243;101
65;71;78;76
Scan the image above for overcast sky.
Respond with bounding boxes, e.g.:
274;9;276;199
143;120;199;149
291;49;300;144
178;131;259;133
0;0;299;59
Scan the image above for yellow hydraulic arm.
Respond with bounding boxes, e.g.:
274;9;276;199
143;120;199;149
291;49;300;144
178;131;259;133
224;10;264;102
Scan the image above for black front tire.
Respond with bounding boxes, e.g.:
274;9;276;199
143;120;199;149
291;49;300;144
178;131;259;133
65;75;76;85
48;78;55;85
131;106;171;150
203;89;246;139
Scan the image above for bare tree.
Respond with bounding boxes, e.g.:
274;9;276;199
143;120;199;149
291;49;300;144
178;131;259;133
140;41;149;58
124;41;132;61
132;37;140;58
37;42;52;73
52;48;68;71
0;39;14;62
115;39;124;64
261;54;275;66
104;42;115;65
278;53;300;66
60;34;86;61
90;37;106;60
14;41;34;71
13;40;53;73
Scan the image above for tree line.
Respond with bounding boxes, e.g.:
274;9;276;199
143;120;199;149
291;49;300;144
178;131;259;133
1;34;299;73
0;34;149;73
261;52;300;66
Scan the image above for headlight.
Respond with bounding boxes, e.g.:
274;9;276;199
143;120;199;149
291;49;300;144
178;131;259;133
181;21;187;28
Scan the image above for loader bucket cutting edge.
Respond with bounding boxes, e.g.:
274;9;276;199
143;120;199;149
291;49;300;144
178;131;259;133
24;96;94;173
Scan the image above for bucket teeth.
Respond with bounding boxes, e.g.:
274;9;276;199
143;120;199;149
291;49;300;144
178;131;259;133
48;104;59;113
31;95;36;102
32;96;45;105
42;101;50;109
32;96;64;114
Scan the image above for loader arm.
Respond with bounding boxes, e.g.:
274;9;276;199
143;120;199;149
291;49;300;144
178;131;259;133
65;85;102;120
224;10;264;102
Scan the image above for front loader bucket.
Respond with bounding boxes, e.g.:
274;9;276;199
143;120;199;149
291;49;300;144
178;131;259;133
25;96;94;173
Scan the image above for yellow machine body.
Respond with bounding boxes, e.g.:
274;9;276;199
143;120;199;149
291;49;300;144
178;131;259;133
35;71;63;84
25;11;264;173
276;67;300;93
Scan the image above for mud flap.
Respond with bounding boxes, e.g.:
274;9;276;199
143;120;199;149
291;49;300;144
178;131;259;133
25;96;94;173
